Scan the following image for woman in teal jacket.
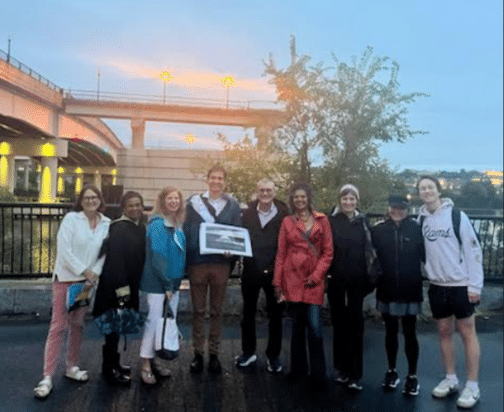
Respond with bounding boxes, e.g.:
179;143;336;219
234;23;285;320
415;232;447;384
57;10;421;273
139;186;186;384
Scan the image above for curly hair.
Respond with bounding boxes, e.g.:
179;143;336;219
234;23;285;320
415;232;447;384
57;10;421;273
288;181;314;213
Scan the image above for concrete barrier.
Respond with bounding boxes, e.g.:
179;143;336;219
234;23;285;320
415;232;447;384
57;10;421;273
0;279;501;320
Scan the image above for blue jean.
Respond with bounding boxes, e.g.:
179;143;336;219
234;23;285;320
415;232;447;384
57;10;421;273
289;302;326;380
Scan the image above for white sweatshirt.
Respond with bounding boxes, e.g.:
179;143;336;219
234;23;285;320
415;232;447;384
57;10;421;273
418;199;484;295
52;211;110;282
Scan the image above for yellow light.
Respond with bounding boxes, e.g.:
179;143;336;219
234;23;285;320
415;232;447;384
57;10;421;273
0;142;11;155
39;166;53;203
160;71;173;82
58;166;65;174
111;169;117;185
0;156;8;187
57;175;64;194
41;143;55;157
185;133;196;144
75;167;83;174
222;75;236;88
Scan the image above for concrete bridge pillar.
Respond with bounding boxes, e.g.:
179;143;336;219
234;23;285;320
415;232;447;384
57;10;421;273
94;170;102;190
0;154;15;193
255;124;274;148
38;157;58;203
131;118;146;149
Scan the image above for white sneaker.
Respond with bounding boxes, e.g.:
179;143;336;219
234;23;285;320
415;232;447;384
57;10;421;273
456;386;480;409
432;377;459;398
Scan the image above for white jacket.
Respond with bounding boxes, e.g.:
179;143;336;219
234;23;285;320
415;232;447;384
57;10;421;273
418;199;484;295
52;211;111;282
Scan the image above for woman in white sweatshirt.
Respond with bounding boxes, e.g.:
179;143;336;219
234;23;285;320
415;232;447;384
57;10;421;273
417;175;483;409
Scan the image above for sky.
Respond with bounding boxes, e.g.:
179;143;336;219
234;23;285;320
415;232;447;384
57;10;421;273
1;0;502;172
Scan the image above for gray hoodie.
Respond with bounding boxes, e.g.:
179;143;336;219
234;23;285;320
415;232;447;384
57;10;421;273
418;198;483;295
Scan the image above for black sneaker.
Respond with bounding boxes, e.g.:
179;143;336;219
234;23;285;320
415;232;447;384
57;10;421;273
208;354;222;374
382;369;400;390
403;375;420;396
347;379;363;391
189;354;204;373
266;357;282;373
235;353;257;367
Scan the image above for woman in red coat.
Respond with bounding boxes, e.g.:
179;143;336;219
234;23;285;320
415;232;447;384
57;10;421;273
273;182;333;388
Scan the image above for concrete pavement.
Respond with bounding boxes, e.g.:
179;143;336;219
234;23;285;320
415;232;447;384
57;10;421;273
0;311;502;412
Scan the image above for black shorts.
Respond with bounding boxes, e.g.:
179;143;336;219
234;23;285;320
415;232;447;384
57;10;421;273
428;284;477;320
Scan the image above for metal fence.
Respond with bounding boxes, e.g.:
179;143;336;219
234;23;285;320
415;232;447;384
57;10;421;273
0;48;64;93
0;204;502;281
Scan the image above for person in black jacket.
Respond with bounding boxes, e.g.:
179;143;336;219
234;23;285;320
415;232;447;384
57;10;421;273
92;191;146;385
235;179;288;372
327;184;372;391
371;195;425;396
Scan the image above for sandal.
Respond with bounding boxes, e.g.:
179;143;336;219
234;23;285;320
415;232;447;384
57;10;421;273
65;366;89;382
141;369;156;385
34;376;53;399
153;360;172;378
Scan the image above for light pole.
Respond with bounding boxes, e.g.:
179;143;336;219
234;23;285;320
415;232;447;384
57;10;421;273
160;71;172;104
222;75;235;109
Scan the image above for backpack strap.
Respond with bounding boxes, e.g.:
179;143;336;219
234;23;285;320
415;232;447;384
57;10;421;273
451;207;462;247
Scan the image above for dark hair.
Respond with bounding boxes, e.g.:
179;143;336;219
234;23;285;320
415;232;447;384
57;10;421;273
288;181;314;213
120;191;144;210
73;184;105;212
416;175;442;193
207;164;227;179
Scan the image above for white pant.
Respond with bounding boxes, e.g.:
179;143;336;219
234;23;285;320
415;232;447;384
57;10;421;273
139;292;179;359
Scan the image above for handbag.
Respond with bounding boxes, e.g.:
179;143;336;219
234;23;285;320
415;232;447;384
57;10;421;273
155;299;181;360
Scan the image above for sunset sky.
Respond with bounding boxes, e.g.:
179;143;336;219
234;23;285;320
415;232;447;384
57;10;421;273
1;0;502;171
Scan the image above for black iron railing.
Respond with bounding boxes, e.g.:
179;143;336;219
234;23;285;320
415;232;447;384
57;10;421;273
0;204;502;281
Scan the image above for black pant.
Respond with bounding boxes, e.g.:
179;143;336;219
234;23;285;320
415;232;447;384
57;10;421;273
382;313;419;375
240;275;283;359
327;278;365;380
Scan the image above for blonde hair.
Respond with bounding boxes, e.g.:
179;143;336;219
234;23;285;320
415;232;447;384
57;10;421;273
152;186;185;227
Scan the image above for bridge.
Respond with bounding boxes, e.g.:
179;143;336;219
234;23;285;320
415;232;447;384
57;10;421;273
0;49;285;203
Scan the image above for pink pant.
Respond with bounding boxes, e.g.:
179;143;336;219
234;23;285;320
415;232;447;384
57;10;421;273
42;280;88;377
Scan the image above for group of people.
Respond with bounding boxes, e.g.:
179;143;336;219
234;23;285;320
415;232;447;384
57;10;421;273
32;166;484;409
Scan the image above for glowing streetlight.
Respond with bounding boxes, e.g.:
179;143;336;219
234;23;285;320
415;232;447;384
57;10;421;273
160;71;173;104
185;133;196;147
221;75;235;109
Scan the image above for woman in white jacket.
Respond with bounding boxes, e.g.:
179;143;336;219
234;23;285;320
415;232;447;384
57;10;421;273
417;175;483;409
34;185;111;399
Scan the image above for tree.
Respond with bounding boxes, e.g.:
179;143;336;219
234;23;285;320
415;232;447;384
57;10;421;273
195;134;293;204
265;37;429;192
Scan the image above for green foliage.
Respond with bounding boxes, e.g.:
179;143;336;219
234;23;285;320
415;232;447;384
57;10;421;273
195;134;293;204
456;179;502;209
0;188;17;203
264;37;429;195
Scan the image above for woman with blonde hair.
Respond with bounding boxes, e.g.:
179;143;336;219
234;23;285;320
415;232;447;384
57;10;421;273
138;186;186;384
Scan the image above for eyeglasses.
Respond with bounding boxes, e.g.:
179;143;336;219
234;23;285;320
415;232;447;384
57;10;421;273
83;196;99;201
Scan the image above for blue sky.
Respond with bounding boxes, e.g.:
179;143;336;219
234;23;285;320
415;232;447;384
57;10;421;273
1;0;502;171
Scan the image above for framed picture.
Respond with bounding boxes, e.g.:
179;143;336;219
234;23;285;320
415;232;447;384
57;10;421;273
199;223;252;257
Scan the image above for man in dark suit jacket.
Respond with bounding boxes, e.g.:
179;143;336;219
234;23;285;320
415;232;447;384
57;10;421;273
235;178;288;373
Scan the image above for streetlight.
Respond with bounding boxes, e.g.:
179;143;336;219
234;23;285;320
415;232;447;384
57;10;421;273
160;71;172;104
185;133;196;148
221;75;235;109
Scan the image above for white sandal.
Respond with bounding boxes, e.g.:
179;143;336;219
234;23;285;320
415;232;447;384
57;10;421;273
65;366;89;382
34;376;53;398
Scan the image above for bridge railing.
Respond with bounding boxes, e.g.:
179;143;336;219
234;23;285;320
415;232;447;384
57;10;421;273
0;48;63;93
0;204;502;281
64;89;282;110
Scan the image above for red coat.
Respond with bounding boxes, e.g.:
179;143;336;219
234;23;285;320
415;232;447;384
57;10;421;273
273;212;334;305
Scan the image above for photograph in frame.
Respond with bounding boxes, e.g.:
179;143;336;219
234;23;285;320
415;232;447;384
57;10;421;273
199;223;252;257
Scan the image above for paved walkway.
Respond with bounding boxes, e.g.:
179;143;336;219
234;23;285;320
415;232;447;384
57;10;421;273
0;313;502;412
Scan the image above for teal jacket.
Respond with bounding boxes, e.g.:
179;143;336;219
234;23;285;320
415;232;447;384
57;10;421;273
140;215;186;294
